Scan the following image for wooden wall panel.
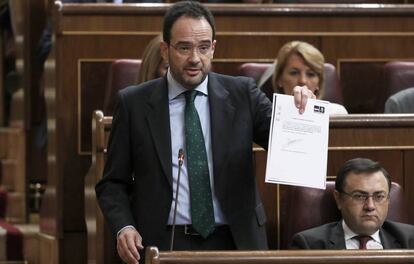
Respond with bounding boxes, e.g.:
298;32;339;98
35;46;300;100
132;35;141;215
24;0;49;188
214;35;321;59
80;61;111;153
327;150;404;183
404;150;414;223
340;61;386;113
254;149;277;249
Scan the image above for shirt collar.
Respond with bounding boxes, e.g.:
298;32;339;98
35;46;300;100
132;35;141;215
342;220;381;243
167;69;209;101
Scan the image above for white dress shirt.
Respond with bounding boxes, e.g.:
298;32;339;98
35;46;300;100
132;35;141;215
167;69;226;226
342;220;383;249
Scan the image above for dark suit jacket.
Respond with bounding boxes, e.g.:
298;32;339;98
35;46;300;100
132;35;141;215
95;72;271;250
384;87;414;113
290;220;414;249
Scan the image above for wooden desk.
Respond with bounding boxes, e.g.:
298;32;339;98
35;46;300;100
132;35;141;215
145;247;414;264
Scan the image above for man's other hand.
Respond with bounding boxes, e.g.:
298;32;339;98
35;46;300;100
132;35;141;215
117;227;144;264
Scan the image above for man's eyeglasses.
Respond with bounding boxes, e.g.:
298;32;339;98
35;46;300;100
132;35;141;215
170;42;212;56
340;191;389;204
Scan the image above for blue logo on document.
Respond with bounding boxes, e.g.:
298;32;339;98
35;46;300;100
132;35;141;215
314;105;325;114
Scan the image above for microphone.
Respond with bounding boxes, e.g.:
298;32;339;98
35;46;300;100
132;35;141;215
170;148;185;251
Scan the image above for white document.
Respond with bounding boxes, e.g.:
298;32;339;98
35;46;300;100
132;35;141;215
265;94;329;189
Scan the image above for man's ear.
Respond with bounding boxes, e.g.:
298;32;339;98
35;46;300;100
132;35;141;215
160;41;169;63
333;190;342;210
210;39;216;59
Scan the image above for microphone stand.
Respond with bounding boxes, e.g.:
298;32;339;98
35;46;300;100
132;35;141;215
170;149;184;251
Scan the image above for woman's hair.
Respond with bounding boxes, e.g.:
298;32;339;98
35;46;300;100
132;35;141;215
272;41;325;98
137;35;165;84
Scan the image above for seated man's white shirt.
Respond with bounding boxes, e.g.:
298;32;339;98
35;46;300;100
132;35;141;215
342;220;383;249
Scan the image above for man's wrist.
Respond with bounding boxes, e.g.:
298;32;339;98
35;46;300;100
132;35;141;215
117;225;136;238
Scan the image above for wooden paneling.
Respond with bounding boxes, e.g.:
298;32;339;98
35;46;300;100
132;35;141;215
23;0;49;186
38;232;58;264
79;61;111;153
253;149;277;248
404;150;414;228
340;61;386;113
0;127;26;223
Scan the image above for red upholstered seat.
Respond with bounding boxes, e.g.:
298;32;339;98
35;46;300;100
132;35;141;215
279;181;408;249
103;59;142;115
238;63;272;83
237;63;274;100
0;220;23;260
237;62;343;104
323;63;344;105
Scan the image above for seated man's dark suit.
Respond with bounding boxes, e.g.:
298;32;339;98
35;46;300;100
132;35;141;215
384;87;414;113
95;72;271;250
290;220;414;249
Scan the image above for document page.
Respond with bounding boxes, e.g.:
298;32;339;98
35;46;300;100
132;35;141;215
265;94;329;189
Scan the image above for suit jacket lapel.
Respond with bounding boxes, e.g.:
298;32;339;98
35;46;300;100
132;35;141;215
328;222;347;249
208;73;235;185
146;77;173;186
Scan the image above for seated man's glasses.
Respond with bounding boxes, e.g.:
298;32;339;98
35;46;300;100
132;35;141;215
170;42;212;56
340;191;389;204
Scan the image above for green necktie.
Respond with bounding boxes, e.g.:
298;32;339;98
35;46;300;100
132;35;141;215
184;90;215;238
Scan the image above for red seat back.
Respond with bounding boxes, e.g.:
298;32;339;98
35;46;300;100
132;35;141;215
103;59;142;115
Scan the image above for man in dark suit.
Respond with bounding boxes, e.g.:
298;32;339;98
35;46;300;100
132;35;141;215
96;1;315;264
290;158;414;249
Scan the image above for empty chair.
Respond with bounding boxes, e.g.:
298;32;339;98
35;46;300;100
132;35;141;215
278;181;408;249
103;59;142;115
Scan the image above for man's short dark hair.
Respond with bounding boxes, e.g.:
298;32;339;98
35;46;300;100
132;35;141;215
335;158;391;193
163;1;216;45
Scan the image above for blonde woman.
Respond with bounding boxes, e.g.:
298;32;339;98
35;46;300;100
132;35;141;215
137;35;169;84
272;41;347;114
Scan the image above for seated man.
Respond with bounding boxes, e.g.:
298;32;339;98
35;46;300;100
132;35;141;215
290;158;414;249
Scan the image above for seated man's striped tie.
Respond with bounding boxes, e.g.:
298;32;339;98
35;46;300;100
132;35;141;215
355;235;372;249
